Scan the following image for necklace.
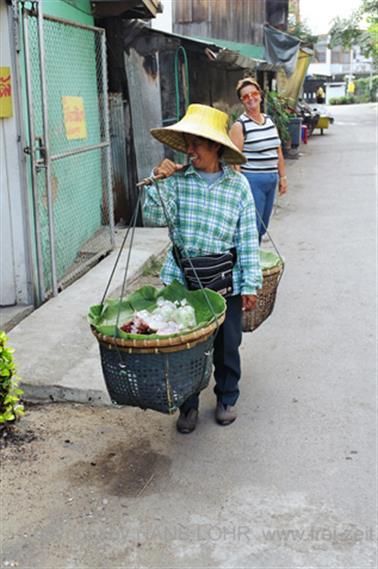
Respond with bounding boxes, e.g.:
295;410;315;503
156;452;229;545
247;112;265;125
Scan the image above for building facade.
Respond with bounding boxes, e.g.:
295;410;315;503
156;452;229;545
172;0;288;44
308;35;373;79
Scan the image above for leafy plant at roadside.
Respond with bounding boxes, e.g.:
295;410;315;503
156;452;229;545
329;95;371;104
329;96;355;105
265;91;291;145
0;331;24;427
142;255;163;277
355;76;378;102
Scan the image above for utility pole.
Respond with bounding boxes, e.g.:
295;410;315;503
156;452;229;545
349;47;354;86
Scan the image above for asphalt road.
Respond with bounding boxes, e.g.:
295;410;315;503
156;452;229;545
2;103;376;569
126;103;377;568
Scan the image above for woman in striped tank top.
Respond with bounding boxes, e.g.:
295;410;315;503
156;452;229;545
229;77;288;242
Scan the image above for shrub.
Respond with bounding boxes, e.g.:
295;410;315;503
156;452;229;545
142;255;163;277
328;78;378;104
265;91;291;145
0;331;24;426
355;76;378;101
329;95;358;105
329;96;344;105
356;94;371;103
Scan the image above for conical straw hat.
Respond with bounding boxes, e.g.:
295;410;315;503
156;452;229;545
150;104;246;165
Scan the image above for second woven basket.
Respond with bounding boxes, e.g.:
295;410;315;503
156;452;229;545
242;262;284;333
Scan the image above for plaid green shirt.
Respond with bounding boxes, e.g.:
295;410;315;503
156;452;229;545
143;163;262;295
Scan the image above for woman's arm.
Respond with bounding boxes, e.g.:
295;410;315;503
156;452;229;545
229;121;244;151
277;146;288;195
143;160;182;226
229;122;244;172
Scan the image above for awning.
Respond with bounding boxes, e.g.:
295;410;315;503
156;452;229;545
195;37;265;60
92;0;162;19
193;36;276;71
120;23;277;72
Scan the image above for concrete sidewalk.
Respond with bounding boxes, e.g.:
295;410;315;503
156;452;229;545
8;227;169;404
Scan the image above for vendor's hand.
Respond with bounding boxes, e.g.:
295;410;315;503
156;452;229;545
153;159;184;179
278;176;288;196
242;294;257;312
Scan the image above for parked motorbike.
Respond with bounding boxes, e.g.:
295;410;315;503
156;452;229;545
296;99;320;136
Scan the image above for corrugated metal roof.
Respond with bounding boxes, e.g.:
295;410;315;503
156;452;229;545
194;36;265;61
146;27;276;71
213;49;275;71
92;0;162;18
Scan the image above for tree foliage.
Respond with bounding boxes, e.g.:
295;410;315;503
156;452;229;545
287;2;318;47
328;0;378;68
287;17;318;47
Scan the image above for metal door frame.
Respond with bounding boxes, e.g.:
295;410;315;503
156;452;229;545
20;0;114;303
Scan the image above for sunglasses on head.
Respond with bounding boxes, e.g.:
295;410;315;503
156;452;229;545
241;91;260;102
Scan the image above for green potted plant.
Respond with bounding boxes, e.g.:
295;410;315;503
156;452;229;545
0;331;24;429
265;91;291;147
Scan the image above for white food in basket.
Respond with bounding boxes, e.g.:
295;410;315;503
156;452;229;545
136;299;196;335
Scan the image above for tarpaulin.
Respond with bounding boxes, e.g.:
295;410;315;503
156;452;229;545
281;48;313;106
263;24;301;77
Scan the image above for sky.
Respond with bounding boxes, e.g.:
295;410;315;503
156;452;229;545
151;0;172;32
300;0;362;34
152;0;363;35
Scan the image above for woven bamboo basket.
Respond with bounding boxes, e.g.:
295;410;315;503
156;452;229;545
242;263;284;333
91;313;225;414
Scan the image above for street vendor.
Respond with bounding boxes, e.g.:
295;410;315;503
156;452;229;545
143;104;262;434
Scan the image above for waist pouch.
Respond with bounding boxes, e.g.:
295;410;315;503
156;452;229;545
174;248;236;297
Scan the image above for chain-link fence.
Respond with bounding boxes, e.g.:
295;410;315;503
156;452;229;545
22;4;114;302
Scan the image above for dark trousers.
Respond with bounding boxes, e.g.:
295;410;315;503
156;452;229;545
180;295;243;413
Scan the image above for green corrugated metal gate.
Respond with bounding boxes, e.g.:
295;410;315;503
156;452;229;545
20;2;114;304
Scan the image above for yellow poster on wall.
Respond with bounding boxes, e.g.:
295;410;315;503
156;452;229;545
62;96;88;140
0;67;13;118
